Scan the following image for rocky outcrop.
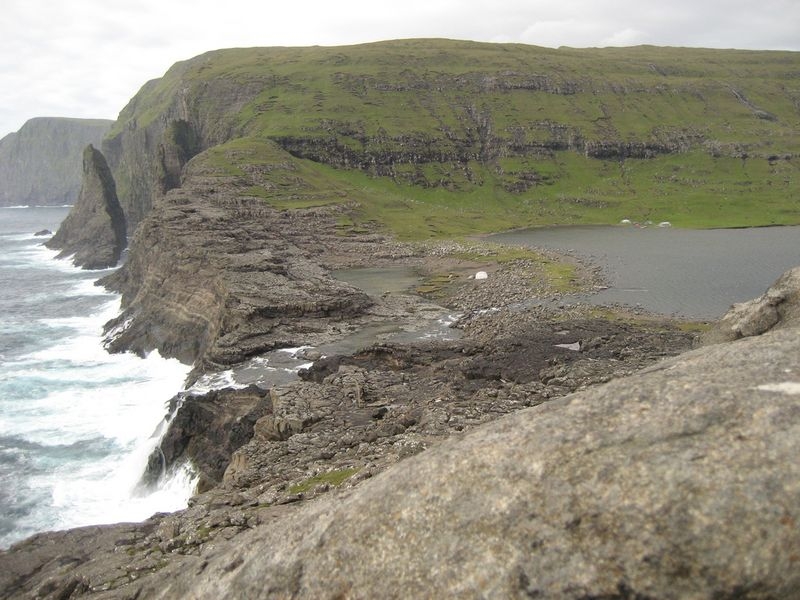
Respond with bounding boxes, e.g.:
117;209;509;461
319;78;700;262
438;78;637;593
159;320;800;599
702;265;800;344
100;150;376;368
45;145;126;269
141;386;271;493
0;117;111;207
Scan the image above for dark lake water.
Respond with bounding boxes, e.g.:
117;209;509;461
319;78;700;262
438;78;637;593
489;225;800;320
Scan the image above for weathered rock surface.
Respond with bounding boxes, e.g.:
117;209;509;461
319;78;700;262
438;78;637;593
155;322;800;600
702;265;800;344
99;141;425;369
99;191;373;368
141;386;271;493
0;308;697;599
3;269;799;598
0;117;111;207
46;145;126;269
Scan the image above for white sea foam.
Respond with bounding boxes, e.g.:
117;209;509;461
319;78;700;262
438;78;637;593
188;369;249;395
0;221;195;547
277;345;313;357
61;277;116;298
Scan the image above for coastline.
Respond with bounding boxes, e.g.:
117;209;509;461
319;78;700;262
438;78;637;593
0;210;194;549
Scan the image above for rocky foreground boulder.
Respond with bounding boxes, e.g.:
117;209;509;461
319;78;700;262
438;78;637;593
133;272;798;599
46;145;126;269
702;265;800;344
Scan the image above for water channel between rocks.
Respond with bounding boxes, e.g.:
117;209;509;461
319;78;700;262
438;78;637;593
193;224;799;392
191;266;461;392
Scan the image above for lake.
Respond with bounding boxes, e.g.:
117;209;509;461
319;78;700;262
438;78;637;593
488;225;800;320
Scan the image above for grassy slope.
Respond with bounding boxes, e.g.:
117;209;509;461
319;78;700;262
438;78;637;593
117;39;800;238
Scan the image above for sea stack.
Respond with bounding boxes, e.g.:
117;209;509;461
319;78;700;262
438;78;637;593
46;144;127;269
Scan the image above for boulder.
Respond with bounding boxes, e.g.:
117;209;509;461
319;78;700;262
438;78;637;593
140;385;271;490
151;319;800;599
45;145;126;269
702;265;800;344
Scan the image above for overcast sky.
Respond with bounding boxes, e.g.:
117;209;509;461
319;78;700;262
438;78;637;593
2;0;798;138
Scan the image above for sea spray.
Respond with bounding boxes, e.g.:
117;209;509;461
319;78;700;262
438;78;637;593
0;207;194;548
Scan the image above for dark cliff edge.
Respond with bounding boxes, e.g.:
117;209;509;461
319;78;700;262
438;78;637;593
46;145;127;269
0;117;112;206
98;150;376;369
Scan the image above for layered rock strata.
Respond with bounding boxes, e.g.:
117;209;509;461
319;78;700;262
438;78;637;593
99;160;381;369
46;145;126;269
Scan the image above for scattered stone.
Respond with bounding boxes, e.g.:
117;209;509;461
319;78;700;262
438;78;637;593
554;341;581;351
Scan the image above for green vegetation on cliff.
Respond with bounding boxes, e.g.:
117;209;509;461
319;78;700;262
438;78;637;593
108;39;800;237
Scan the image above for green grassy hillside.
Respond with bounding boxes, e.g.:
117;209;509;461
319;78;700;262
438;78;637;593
111;39;800;237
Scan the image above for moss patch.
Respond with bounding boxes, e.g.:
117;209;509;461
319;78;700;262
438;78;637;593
289;467;360;494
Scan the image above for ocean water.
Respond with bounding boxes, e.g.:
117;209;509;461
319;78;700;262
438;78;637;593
0;206;194;549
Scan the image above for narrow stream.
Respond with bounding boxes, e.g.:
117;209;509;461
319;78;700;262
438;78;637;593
190;266;460;392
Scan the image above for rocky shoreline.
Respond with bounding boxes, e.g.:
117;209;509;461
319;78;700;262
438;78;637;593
12;139;797;597
4;163;800;595
3;38;799;597
0;228;701;597
3;260;799;597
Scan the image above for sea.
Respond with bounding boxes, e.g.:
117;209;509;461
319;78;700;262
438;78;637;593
0;206;195;549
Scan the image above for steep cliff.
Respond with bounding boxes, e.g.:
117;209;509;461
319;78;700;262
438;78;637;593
103;40;800;234
100;139;379;368
0;117;111;206
46;145;126;269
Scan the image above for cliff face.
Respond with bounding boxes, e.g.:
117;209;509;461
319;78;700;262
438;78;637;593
0;117;111;206
101;65;267;231
90;39;799;367
100;140;378;368
101;41;800;234
46;145;127;269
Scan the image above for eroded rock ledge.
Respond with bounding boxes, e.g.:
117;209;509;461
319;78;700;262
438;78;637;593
100;165;381;369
